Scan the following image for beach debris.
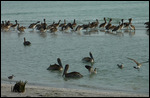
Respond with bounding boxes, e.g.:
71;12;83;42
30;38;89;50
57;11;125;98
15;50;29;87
12;80;27;93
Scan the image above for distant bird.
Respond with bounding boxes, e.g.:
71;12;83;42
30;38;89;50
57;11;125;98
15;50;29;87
127;57;149;70
28;21;40;30
129;24;135;31
75;25;83;31
99;17;107;28
17;24;26;32
112;22;121;32
23;37;31;46
124;18;132;29
47;58;63;71
11;20;18;30
72;19;77;29
117;63;124;69
105;18;112;30
59;19;66;27
85;65;97;74
82;52;94;64
8;75;15;80
62;64;83;78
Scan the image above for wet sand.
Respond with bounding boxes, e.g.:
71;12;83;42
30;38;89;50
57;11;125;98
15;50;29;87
1;83;148;97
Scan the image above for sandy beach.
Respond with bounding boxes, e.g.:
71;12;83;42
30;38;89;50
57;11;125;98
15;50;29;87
1;83;148;97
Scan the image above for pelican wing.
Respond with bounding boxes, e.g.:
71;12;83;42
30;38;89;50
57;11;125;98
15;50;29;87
127;57;139;65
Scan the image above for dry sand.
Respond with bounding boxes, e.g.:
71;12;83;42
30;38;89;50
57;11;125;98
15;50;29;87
1;83;149;97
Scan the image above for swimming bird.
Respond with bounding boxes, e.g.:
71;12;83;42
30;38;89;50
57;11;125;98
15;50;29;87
127;57;149;70
23;37;31;46
129;24;135;31
85;65;97;74
28;21;40;30
119;19;124;30
61;23;73;31
50;26;57;33
59;19;66;27
1;21;12;32
8;75;15;80
99;17;107;28
105;18;112;30
11;20;18;30
112;22;120;32
75;25;83;31
53;20;61;28
72;19;77;29
82;52;94;64
82;23;90;31
47;58;63;71
123;18;132;29
17;24;26;32
117;63;124;69
62;64;83;78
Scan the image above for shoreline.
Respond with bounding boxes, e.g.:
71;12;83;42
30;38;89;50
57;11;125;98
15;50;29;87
1;83;149;97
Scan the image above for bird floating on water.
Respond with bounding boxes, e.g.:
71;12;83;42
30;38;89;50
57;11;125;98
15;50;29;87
117;63;124;69
85;65;97;74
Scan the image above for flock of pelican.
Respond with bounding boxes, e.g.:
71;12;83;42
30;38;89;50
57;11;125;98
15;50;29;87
4;18;149;79
1;18;139;34
45;51;149;79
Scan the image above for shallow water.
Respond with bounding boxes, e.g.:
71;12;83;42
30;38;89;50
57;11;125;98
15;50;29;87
1;1;149;95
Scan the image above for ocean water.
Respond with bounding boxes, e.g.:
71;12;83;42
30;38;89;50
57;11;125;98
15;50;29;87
1;1;149;95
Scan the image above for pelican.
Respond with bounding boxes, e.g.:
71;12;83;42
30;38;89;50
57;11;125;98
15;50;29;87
17;24;26;32
28;21;40;30
62;64;83;78
127;57;149;70
105;18;112;30
23;37;31;46
75;25;83;31
117;63;124;69
11;20;18;30
99;17;107;28
82;52;94;64
124;18;132;29
72;19;77;29
85;65;97;74
47;58;63;71
129;24;135;31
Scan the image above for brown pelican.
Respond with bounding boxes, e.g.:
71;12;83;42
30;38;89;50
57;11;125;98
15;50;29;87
62;64;83;78
59;19;66;27
72;19;77;29
47;58;63;71
85;65;97;74
23;37;31;46
123;18;132;29
17;24;26;32
75;25;83;31
99;17;107;28
11;20;18;30
28;21;40;30
105;18;112;30
82;52;94;64
53;20;61;28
